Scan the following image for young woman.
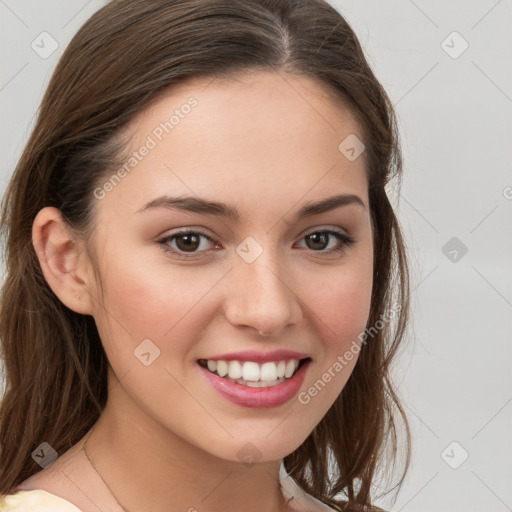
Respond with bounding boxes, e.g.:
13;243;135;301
0;1;411;511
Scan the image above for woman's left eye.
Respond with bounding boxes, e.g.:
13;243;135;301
295;230;356;254
157;229;355;259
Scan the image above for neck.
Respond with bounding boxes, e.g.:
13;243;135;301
82;375;291;512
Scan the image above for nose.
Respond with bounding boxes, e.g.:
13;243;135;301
223;251;302;338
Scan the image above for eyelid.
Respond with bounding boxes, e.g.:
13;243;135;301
156;226;219;244
299;224;351;238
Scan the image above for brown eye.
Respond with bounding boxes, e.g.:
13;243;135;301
174;233;201;252
297;230;356;255
305;232;330;250
158;230;218;258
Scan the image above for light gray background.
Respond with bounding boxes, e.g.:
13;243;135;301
1;1;511;511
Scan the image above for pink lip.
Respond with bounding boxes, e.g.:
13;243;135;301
198;359;311;408
200;349;309;364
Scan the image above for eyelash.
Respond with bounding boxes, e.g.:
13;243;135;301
157;228;356;259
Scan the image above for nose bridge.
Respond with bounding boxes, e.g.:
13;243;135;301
224;240;301;335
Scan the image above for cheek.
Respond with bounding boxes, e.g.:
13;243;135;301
293;264;372;425
303;258;373;349
91;251;221;362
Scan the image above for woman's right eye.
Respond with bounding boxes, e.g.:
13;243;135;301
157;230;219;258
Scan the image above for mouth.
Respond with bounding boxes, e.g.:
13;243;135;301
197;357;311;388
197;352;312;408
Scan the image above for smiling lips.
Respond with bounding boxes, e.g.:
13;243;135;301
197;350;311;408
199;358;301;387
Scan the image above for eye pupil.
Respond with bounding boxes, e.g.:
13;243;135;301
306;232;328;250
176;234;200;252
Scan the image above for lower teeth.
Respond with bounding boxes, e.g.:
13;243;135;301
233;377;287;387
213;373;289;387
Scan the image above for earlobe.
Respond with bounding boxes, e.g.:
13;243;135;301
32;206;95;315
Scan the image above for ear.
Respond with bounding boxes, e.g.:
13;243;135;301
32;206;96;315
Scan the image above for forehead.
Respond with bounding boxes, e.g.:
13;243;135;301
96;70;368;221
140;70;364;147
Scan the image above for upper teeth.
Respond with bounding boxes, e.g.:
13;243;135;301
206;359;300;381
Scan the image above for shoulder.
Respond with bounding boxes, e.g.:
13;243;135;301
0;489;82;511
6;436;122;512
279;463;331;511
279;463;343;511
324;502;388;512
278;463;387;512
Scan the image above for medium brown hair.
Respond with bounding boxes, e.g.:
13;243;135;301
0;0;411;509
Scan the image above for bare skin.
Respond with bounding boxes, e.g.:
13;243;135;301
26;70;374;512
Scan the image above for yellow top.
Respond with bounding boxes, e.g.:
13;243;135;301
0;489;82;511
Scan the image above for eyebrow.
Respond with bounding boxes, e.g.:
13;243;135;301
136;193;366;221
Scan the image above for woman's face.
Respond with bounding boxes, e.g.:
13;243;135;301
84;71;373;462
